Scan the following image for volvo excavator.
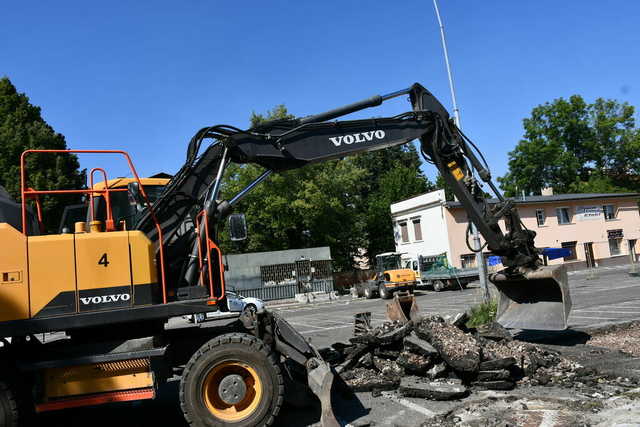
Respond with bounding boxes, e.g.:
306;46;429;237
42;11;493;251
0;83;570;426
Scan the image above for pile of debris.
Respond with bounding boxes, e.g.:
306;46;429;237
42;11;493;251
322;314;584;401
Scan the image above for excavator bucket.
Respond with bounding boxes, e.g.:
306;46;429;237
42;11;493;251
386;291;420;324
490;264;572;331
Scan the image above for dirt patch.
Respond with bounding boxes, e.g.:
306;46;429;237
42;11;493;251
586;321;640;356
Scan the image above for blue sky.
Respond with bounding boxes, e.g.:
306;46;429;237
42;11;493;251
2;1;639;184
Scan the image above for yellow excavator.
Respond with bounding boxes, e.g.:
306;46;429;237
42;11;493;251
0;83;571;426
363;252;417;299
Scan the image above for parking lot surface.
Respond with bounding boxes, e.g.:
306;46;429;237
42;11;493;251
276;265;640;348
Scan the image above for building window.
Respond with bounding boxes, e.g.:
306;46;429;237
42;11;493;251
603;205;616;221
412;218;423;241
556;207;572;225
399;222;409;243
609;238;622;256
536;209;546;226
460;254;477;269
561;241;577;261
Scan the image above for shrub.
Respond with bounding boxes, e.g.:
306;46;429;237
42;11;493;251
466;299;498;328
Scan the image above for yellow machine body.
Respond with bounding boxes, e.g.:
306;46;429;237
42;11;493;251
44;358;154;399
0;224;30;322
0;223;158;321
381;268;416;287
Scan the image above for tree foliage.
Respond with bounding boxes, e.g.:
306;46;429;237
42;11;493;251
220;106;433;270
499;95;640;196
353;144;434;262
0;77;85;232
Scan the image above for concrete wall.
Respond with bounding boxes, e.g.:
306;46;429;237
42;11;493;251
390;190;451;262
446;196;640;268
224;246;332;290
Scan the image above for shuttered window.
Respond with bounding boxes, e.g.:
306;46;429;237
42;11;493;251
412;218;422;241
400;222;409;243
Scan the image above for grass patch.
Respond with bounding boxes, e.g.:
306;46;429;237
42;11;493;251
466;299;498;328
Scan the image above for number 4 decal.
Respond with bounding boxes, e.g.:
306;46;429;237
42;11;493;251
98;253;110;268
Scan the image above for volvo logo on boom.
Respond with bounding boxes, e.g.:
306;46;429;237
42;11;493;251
329;130;385;147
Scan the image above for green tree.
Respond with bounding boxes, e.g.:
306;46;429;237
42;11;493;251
221;105;368;271
364;163;434;261
221;106;434;270
499;95;640;195
0;77;85;232
353;144;435;260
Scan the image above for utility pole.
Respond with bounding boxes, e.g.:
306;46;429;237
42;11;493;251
433;0;490;302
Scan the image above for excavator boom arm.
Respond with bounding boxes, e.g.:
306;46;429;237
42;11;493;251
222;83;536;270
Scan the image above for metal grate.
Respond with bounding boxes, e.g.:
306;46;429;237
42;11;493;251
260;260;333;286
240;279;335;302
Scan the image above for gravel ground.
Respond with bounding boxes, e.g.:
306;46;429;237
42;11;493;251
586;321;640;356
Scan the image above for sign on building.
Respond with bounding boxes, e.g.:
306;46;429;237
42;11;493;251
607;229;624;239
576;205;602;221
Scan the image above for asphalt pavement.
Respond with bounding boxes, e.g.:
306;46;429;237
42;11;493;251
275;264;640;348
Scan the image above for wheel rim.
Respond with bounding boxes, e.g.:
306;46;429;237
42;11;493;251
202;361;263;422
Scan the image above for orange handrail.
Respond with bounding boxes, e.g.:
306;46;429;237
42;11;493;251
89;168;115;231
20;149;168;304
195;210;225;301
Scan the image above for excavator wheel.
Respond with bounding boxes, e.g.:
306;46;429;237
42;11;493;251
378;283;392;300
364;286;375;299
180;333;284;427
0;381;19;427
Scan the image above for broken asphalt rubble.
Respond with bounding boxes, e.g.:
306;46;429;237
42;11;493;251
321;313;594;402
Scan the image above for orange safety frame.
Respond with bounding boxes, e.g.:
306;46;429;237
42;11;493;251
88;167;118;232
20;149;168;304
194;210;225;303
23;188;45;234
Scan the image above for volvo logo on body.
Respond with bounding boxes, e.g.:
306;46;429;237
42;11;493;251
80;293;131;305
329;130;385;147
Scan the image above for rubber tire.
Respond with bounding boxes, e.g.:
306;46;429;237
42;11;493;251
433;280;446;292
378;283;391;300
179;333;284;427
408;288;414;295
0;381;19;427
364;287;375;299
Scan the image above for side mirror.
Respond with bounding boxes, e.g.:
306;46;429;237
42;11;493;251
127;181;146;212
229;213;247;241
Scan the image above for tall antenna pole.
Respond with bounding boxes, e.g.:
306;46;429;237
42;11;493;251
432;0;490;302
433;0;461;128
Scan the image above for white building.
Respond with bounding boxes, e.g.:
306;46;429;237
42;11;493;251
389;190;450;267
390;189;640;270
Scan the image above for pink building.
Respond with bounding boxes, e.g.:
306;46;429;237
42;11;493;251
391;190;640;270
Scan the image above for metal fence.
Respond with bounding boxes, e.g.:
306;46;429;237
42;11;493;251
239;279;334;301
260;260;333;286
